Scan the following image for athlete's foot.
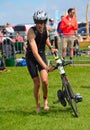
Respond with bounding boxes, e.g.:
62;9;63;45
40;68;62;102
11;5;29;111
36;107;41;113
36;103;41;113
44;105;50;111
44;99;50;111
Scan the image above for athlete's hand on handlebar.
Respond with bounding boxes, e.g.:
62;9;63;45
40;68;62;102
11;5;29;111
45;66;55;72
51;48;58;54
48;66;55;72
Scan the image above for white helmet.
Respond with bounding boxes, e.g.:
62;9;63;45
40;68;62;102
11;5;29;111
33;10;48;24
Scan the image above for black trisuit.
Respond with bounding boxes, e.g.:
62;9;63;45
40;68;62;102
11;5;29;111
26;26;48;78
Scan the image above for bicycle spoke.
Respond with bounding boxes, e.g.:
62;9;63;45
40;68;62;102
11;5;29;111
63;77;79;117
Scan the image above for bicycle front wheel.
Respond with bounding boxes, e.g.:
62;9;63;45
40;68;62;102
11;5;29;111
63;77;79;117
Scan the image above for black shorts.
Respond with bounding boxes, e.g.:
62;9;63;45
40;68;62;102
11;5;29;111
26;52;47;78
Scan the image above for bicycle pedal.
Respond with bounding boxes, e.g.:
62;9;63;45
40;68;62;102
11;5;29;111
75;93;83;103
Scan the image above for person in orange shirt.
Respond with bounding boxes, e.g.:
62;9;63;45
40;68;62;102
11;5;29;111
60;8;78;63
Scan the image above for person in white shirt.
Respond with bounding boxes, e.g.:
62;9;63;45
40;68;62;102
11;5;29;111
6;22;14;38
49;18;58;49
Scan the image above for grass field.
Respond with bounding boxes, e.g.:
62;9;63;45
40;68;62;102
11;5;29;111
0;65;90;130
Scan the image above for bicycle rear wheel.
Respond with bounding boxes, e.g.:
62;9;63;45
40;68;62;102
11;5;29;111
62;76;79;117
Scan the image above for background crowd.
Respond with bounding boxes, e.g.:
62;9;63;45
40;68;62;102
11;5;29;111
0;7;81;71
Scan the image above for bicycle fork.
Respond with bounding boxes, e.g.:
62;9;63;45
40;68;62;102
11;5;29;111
61;74;74;99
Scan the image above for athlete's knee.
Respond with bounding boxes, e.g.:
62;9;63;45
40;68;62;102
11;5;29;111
42;79;48;86
33;78;40;88
35;82;40;88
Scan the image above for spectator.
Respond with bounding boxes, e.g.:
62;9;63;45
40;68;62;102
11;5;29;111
23;35;27;54
0;28;3;50
60;8;78;63
23;41;27;54
73;33;80;56
15;32;24;42
0;28;3;43
0;28;3;35
57;15;64;36
2;25;7;36
0;58;7;72
49;18;58;49
6;22;14;38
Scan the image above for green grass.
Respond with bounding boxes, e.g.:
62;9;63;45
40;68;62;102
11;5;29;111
0;65;90;130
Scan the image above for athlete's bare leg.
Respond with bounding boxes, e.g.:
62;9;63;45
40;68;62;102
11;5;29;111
33;77;41;112
40;69;50;110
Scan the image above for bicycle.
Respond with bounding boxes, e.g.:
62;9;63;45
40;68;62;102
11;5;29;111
51;52;82;117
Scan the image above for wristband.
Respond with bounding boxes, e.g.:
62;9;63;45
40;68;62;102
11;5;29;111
49;45;53;50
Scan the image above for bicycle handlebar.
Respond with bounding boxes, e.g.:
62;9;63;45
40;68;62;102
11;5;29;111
52;52;71;70
53;62;71;70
